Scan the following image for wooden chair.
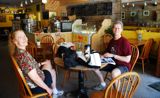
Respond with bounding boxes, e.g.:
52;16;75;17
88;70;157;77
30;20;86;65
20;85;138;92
138;38;153;73
10;56;52;98
40;35;54;44
39;35;55;60
90;72;140;98
53;38;72;87
104;44;139;80
156;41;160;77
52;38;65;73
26;41;36;58
103;33;113;50
55;37;65;45
130;44;139;71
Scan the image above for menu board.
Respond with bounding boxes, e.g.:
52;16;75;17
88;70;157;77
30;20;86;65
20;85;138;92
67;2;112;16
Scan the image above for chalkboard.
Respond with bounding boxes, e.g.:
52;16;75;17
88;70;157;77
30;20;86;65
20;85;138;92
67;2;112;16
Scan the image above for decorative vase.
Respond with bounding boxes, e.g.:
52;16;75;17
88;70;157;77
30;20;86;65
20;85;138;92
37;41;40;46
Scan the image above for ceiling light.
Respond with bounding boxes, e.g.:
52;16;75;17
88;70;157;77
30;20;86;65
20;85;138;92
144;1;147;6
154;1;157;5
30;0;33;3
122;4;125;8
42;0;47;4
132;3;135;7
20;2;23;7
25;0;28;5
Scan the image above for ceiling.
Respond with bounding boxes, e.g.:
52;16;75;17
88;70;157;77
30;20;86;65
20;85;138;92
0;0;41;7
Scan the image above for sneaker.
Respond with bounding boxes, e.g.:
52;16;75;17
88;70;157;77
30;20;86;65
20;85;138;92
52;94;58;98
53;90;64;96
93;84;105;90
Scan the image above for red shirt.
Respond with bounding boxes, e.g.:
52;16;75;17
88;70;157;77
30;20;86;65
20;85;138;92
106;37;132;70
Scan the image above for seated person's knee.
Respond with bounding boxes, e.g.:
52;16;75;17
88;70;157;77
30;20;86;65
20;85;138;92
111;68;121;78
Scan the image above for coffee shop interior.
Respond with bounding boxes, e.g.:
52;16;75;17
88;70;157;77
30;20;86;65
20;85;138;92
0;0;160;98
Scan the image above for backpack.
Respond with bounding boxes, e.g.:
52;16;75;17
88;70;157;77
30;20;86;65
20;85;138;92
57;46;80;69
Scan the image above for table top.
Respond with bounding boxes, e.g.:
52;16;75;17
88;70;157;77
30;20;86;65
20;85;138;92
54;57;108;71
128;39;146;46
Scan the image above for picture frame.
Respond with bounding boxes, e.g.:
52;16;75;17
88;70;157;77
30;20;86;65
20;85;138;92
121;12;125;19
130;11;136;17
143;10;150;16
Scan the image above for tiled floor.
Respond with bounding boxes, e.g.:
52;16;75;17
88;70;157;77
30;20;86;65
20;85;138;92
0;40;160;98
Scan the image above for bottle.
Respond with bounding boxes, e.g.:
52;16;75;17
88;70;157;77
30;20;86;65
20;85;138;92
54;20;60;32
138;32;142;41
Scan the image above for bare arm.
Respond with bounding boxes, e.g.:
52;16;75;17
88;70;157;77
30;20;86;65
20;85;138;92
28;68;52;95
103;53;131;63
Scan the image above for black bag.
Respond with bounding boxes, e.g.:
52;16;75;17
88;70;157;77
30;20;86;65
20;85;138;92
57;46;82;69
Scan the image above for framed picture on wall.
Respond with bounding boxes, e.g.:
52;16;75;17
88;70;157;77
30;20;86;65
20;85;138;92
130;11;136;16
121;12;125;19
143;10;150;16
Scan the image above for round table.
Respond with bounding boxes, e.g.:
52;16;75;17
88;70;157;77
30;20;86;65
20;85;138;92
54;57;108;98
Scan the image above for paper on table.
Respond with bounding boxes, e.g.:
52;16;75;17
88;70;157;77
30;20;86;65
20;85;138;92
101;57;116;65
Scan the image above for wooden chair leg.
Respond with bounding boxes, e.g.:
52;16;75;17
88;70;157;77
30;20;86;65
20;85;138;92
61;70;70;87
84;72;88;80
142;60;145;73
104;72;111;81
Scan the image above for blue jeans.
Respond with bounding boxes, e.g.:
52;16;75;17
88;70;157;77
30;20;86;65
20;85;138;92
101;64;129;73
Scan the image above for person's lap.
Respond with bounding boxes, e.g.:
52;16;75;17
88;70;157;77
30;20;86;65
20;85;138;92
101;64;129;73
31;70;52;94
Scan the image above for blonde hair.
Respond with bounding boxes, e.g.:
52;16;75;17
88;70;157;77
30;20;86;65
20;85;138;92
113;20;124;29
8;30;24;56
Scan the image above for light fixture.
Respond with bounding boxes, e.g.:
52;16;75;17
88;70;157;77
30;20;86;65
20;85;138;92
132;3;135;7
25;0;28;5
30;0;33;3
153;0;157;5
144;1;147;6
154;1;157;5
42;0;47;4
122;4;125;8
20;2;23;7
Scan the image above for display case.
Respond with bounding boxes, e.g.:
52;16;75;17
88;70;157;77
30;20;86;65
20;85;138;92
23;19;37;33
72;19;96;50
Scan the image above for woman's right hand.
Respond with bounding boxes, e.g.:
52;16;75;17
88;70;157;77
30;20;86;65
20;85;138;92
46;88;53;95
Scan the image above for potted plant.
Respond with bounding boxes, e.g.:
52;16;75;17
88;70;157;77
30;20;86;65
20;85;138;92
36;38;40;46
104;26;114;37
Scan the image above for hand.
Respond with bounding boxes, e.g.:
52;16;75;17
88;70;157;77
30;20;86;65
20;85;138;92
46;88;53;96
41;60;51;66
103;53;114;58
